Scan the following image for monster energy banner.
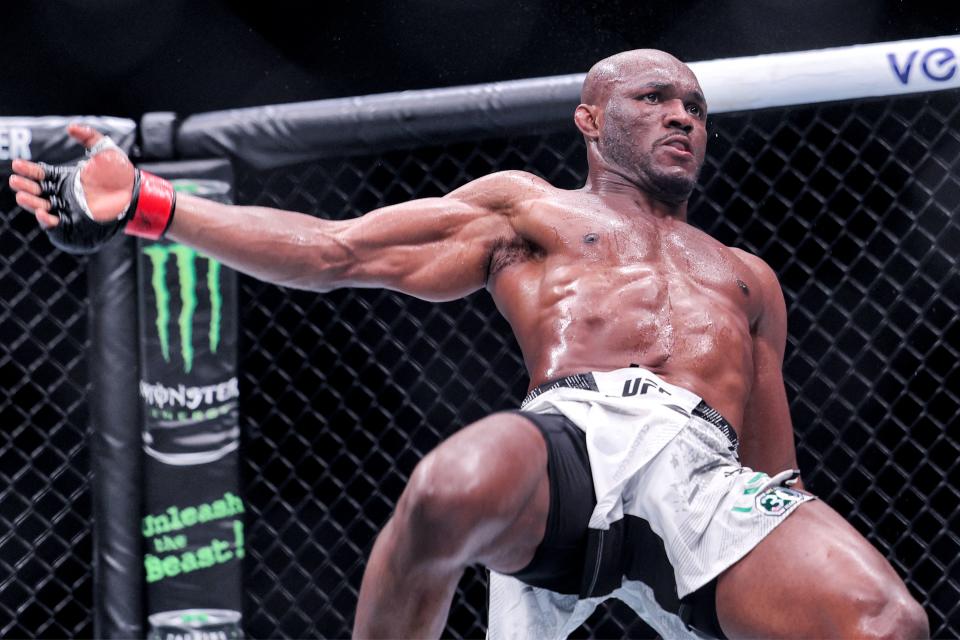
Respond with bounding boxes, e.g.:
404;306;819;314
136;160;243;639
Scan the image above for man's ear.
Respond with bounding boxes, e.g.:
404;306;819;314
574;104;601;141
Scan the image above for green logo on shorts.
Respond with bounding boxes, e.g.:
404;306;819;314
730;472;805;516
756;487;804;516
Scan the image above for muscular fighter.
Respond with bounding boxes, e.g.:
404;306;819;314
10;50;928;639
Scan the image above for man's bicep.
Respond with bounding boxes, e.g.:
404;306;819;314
334;196;511;301
334;171;542;300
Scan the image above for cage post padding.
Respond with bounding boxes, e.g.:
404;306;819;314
134;160;243;639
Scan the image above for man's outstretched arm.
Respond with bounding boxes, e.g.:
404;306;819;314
10;124;539;302
165;186;515;300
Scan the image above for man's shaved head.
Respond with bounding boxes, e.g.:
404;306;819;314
575;49;708;204
581;49;700;106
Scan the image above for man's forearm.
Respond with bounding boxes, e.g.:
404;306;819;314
167;193;350;291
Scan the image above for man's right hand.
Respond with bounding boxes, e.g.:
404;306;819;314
9;124;176;253
9;124;137;228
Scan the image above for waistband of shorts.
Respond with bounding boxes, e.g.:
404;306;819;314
522;370;739;449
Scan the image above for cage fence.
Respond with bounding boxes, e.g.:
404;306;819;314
233;89;960;638
0;52;957;639
0;183;94;638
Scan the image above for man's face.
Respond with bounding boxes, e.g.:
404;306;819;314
596;58;708;202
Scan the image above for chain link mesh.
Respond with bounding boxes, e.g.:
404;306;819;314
0;183;94;637
236;89;959;639
0;92;953;640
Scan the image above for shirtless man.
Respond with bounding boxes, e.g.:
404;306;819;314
10;50;928;639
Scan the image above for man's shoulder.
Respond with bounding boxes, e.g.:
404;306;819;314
728;246;772;276
444;170;557;211
727;247;786;309
470;170;554;191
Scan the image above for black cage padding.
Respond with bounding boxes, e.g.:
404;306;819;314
172;75;584;170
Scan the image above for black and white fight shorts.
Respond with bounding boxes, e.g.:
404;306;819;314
487;367;812;640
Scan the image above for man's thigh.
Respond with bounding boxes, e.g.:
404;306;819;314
715;500;926;638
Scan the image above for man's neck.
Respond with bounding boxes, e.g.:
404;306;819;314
584;170;690;222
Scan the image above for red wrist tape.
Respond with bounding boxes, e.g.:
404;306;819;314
124;170;176;239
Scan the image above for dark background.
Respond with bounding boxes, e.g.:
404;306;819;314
0;0;957;119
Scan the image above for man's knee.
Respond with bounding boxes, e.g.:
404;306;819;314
820;540;929;640
888;595;929;640
851;588;929;640
398;450;487;541
392;412;547;561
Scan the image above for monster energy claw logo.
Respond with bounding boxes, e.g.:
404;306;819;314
143;244;222;373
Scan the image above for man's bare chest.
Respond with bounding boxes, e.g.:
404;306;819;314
501;204;758;307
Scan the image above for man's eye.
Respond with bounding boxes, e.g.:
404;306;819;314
641;93;659;103
687;104;703;117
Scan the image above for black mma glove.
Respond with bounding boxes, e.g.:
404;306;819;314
37;136;175;254
39;161;135;254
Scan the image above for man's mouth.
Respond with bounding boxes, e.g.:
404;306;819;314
659;136;692;154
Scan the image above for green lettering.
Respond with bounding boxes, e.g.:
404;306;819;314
234;520;244;559
142;515;157;537
149;514;172;536
225;492;244;514
144;555;164;583
144;494;247;538
167;505;184;531
181;507;197;527
197;546;215;569
144;530;244;583
198;503;213;522
180;550;198;573
162;555;181;578
212;538;232;563
153;535;186;552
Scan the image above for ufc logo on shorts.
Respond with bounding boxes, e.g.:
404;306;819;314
621;377;672;397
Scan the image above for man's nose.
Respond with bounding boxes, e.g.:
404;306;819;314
663;100;694;133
